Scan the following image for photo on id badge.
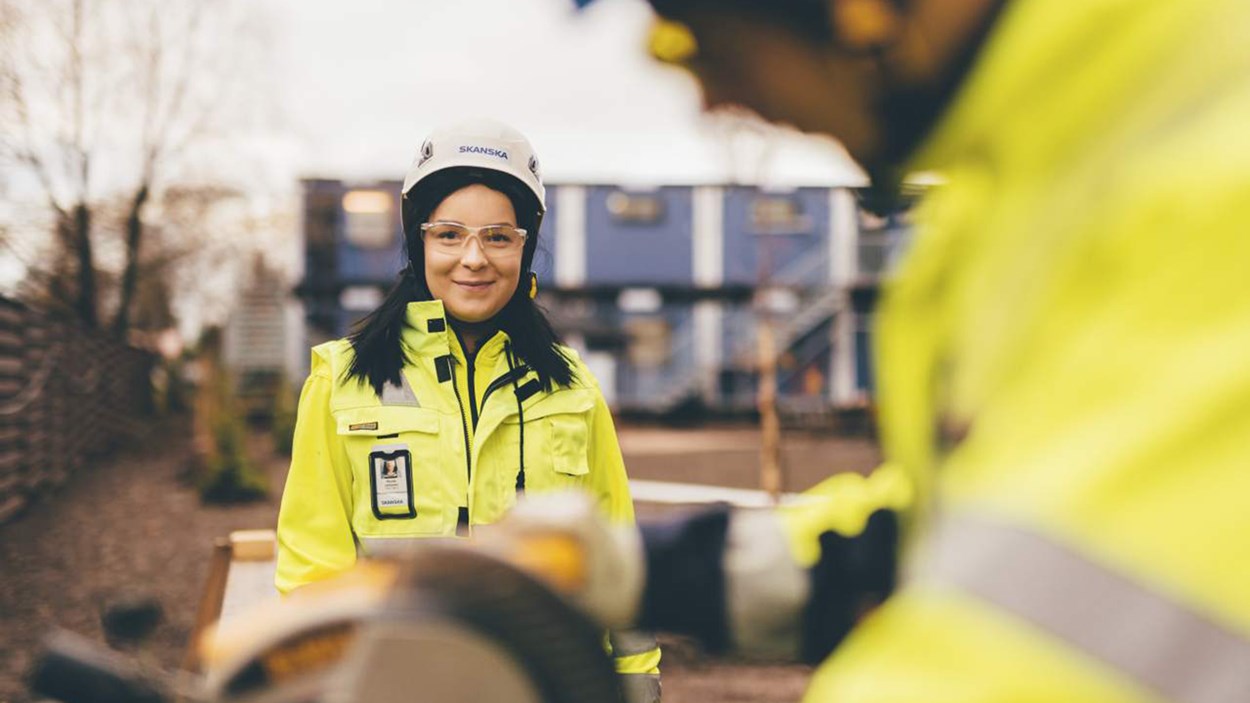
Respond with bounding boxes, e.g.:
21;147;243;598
369;443;415;520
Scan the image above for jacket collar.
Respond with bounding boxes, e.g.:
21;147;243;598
401;300;453;359
401;300;513;367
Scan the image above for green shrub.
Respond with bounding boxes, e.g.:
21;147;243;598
199;413;268;503
198;380;270;500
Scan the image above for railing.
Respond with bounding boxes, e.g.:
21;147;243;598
615;315;700;412
857;227;909;280
614;292;846;415
763;239;832;288
0;296;154;524
590;238;863;414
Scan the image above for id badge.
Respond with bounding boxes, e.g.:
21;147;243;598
369;443;416;520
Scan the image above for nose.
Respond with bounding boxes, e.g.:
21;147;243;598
459;236;488;270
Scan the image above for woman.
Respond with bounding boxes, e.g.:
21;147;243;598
274;119;659;700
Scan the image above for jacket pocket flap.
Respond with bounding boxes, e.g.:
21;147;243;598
334;406;440;436
503;388;596;423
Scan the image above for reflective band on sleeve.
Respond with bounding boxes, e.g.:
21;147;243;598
919;514;1250;703
358;536;424;557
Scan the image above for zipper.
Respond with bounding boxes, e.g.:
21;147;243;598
446;329;508;534
481;365;530;408
447;360;473;534
466;348;480;429
452;327;482;430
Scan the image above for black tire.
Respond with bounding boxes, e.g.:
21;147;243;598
388;546;623;703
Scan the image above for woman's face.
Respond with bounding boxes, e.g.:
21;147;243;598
423;184;522;324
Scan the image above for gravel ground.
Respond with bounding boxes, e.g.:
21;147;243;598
0;417;880;703
0;418;284;703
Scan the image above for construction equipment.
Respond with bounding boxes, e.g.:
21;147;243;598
29;535;623;703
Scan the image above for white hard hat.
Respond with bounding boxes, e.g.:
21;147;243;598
401;118;545;232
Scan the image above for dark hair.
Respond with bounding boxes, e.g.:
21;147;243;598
654;0;833;43
345;166;575;396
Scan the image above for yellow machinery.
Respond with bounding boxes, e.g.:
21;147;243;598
29;531;624;703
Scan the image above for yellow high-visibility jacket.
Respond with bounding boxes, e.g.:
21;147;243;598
275;299;660;689
794;0;1250;700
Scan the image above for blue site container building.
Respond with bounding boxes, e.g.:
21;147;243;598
296;177;910;422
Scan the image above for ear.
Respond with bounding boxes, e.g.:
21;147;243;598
406;255;434;301
828;0;903;52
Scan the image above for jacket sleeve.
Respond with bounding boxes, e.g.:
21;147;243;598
275;353;357;595
584;389;636;525
778;462;914;567
632;464;912;666
584;385;662;699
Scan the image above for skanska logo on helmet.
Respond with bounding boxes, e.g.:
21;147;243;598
459;145;509;160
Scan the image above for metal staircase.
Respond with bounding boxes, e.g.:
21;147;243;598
631;245;847;415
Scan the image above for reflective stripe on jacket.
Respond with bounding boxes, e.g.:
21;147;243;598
805;0;1250;700
275;299;660;685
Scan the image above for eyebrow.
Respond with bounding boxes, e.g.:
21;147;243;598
428;219;517;227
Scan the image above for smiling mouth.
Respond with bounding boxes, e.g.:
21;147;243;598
454;281;494;289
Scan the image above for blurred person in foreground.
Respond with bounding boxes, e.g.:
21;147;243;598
509;1;1250;701
274;118;660;702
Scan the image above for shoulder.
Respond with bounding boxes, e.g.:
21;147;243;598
309;338;355;381
308;338;383;409
556;344;599;391
556;343;584;367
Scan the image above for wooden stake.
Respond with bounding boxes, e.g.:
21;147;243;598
757;319;782;502
182;538;233;674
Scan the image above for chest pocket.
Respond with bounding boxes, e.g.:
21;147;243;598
502;389;595;491
334;405;450;536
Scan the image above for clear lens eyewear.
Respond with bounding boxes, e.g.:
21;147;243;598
419;221;528;254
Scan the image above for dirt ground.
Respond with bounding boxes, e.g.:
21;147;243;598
0;417;880;703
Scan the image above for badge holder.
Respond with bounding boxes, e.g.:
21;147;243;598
369;444;416;520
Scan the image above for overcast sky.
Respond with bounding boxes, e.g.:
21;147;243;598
265;0;866;187
0;0;868;328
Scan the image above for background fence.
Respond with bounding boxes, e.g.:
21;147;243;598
0;296;155;525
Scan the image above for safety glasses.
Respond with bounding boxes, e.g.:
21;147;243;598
419;221;528;255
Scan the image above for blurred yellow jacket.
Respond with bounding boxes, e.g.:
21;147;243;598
804;0;1250;700
275;299;660;686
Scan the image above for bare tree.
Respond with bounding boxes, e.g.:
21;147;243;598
0;0;271;336
1;0;99;325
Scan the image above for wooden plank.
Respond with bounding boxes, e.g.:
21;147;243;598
28;468;66;490
219;560;278;624
0;493;27;524
182;539;233;674
218;530;279;623
230;529;276;561
0;473;21;493
0;303;24;329
0;424;21;445
0;449;21;472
